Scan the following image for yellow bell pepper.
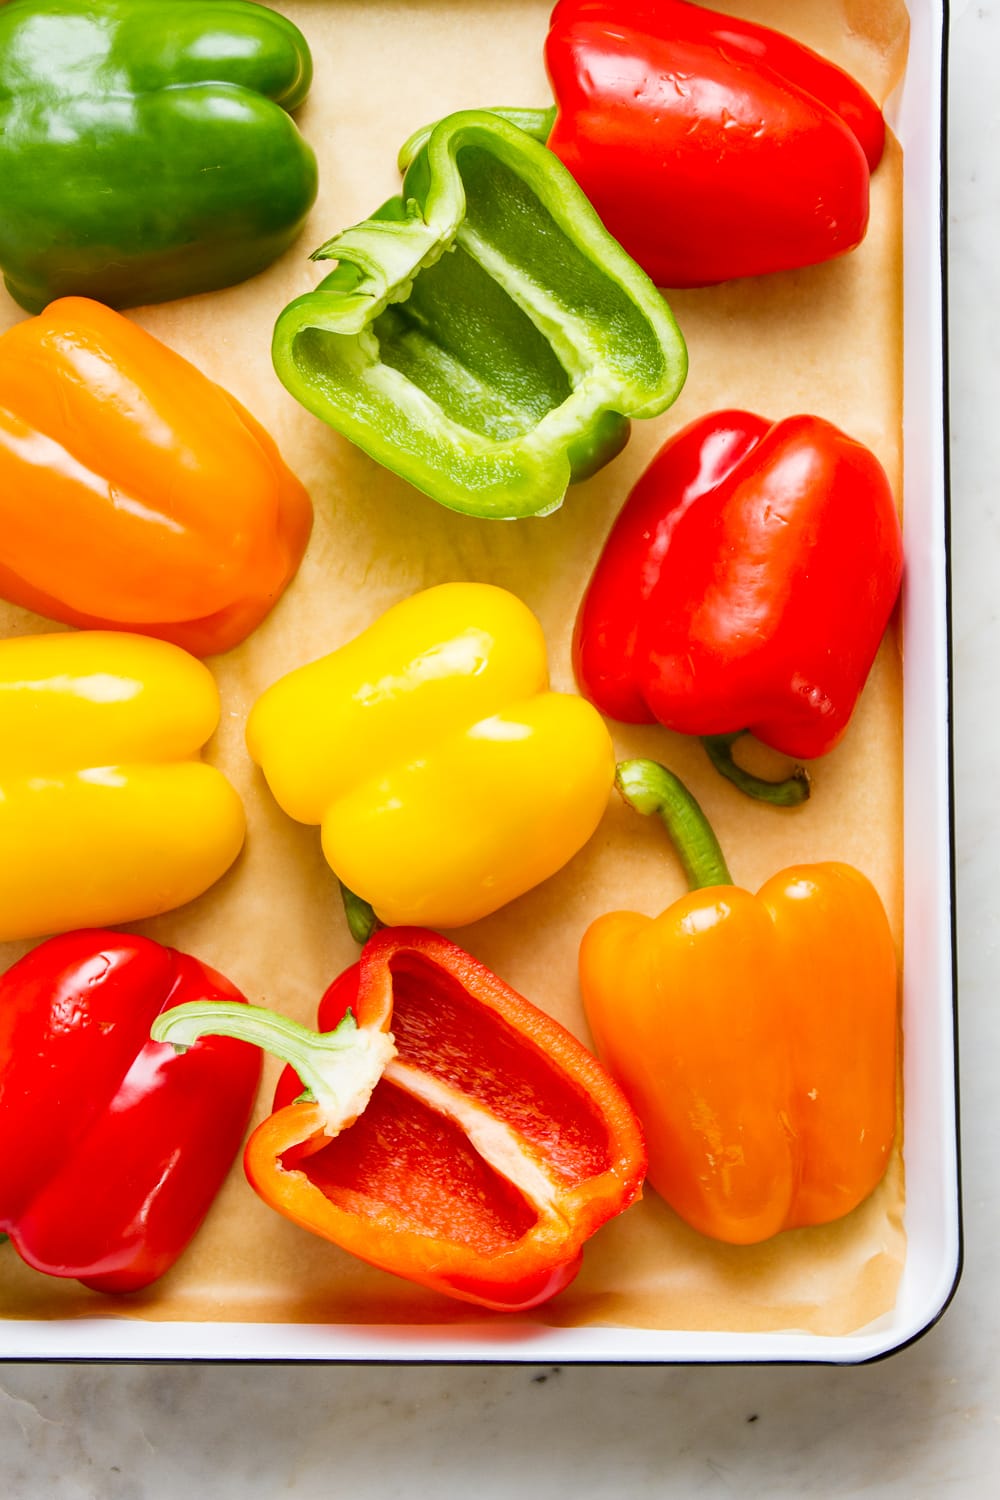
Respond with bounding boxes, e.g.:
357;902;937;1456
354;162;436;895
247;582;615;928
0;632;246;941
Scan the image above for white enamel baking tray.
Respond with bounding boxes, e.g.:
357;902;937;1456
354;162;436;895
0;0;958;1364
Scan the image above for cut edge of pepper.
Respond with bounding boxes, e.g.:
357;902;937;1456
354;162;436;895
272;109;688;519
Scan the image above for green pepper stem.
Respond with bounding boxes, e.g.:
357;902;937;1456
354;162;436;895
397;107;557;174
150;1002;395;1131
616;759;732;891
339;882;380;945
701;732;810;807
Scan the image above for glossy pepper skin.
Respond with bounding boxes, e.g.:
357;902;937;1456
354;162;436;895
247;583;616;928
153;928;646;1312
579;762;898;1245
0;930;261;1292
574;411;903;761
0;298;313;656
0;632;245;942
543;0;886;286
0;0;317;313
273;109;687;519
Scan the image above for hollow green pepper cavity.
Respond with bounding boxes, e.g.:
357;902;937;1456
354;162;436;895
272;111;689;519
0;0;317;313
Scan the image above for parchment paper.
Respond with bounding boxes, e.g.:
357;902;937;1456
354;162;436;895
0;0;911;1336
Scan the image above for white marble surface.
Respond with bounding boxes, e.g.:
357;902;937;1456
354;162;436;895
1;2;996;1493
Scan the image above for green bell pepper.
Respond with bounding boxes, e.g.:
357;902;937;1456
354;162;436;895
0;0;318;313
272;110;688;520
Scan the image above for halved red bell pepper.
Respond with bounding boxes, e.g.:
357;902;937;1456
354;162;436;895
573;410;903;784
544;0;886;286
0;930;261;1293
152;928;646;1313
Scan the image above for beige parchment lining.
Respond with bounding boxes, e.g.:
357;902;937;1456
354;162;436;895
0;0;912;1337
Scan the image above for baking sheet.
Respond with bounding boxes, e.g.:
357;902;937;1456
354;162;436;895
0;0;958;1359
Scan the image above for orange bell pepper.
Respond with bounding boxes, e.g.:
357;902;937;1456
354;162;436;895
0;296;312;656
578;760;898;1245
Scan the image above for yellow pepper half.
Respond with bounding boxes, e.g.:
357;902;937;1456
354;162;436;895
247;583;615;928
0;632;246;941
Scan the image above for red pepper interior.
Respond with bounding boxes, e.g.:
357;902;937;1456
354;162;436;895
285;1078;538;1253
277;948;618;1253
384;953;613;1184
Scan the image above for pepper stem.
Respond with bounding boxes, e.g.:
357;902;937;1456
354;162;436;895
397;107;557;174
616;759;732;891
701;732;810;807
151;1002;395;1134
339;882;380;945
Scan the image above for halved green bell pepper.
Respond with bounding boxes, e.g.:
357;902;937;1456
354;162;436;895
0;0;317;313
272;110;688;519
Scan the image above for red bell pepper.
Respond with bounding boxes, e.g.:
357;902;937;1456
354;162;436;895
543;0;887;286
0;930;261;1293
573;411;903;782
152;927;646;1313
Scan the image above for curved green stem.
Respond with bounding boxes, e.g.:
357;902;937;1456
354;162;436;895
398;106;557;174
701;732;810;807
151;1001;395;1129
616;759;732;891
339;882;380;945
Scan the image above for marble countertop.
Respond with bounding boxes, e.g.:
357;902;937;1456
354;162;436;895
1;2;995;1493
